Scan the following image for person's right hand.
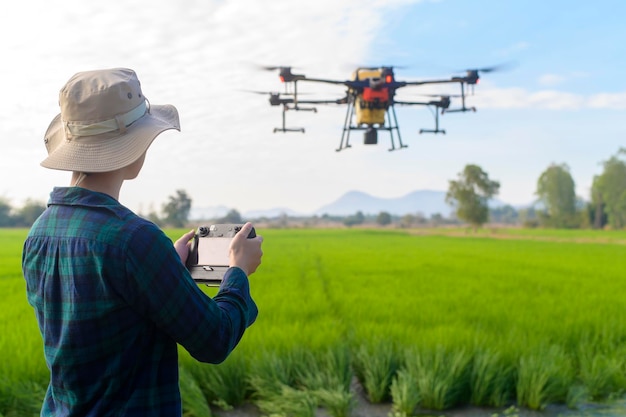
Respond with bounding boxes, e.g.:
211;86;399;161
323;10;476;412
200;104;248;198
228;222;263;276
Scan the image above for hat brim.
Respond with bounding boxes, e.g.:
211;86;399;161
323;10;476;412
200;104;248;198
41;104;180;172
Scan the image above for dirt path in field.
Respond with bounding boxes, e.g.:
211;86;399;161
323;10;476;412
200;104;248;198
210;381;625;417
212;398;622;417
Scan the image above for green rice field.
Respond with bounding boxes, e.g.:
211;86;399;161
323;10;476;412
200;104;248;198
2;227;626;416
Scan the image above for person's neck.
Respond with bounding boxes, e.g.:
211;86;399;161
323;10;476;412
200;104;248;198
70;171;124;200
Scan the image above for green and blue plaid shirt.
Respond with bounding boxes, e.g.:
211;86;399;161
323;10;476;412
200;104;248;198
22;187;258;416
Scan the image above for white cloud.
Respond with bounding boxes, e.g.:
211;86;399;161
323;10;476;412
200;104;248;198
0;0;427;213
1;0;623;214
538;71;589;86
471;87;583;110
588;92;626;110
471;85;626;110
538;74;566;86
529;90;586;110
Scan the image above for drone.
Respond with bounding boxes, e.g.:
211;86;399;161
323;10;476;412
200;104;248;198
259;65;502;152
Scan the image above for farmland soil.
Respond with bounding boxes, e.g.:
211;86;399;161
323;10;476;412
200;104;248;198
210;380;626;417
213;401;626;417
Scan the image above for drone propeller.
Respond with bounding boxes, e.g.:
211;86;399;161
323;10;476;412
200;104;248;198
468;66;500;74
412;93;462;98
243;90;313;97
243;90;288;96
460;61;515;74
243;90;280;95
258;64;303;72
451;63;512;86
257;65;307;83
260;65;288;71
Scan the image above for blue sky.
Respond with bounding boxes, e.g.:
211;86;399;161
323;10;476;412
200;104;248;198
1;0;625;215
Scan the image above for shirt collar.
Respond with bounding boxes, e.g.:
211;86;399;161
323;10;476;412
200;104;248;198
49;187;130;219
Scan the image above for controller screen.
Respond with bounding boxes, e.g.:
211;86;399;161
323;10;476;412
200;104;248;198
197;237;231;266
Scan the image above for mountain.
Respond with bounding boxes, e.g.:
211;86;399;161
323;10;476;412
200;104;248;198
314;190;453;217
191;189;514;220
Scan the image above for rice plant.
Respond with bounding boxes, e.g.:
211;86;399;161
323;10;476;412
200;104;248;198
352;339;399;403
183;354;250;409
469;348;515;407
516;345;573;410
294;345;353;392
5;228;626;414
405;345;472;410
389;368;420;417
0;377;46;417
576;346;626;400
255;385;318;417
313;388;356;417
178;367;212;417
248;349;297;399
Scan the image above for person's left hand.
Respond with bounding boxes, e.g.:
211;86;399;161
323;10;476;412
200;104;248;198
174;229;196;264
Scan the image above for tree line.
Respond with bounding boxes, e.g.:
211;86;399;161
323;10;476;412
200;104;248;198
2;148;625;229
0;190;197;228
0;189;240;229
446;148;626;230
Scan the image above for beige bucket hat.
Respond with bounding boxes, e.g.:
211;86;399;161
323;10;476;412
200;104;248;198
41;68;180;172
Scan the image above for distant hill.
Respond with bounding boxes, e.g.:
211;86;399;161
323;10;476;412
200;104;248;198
313;190;453;217
190;189;513;220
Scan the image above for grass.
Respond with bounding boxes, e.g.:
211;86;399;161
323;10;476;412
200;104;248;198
3;227;626;415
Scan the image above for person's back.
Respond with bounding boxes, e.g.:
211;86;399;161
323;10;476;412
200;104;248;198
22;68;263;416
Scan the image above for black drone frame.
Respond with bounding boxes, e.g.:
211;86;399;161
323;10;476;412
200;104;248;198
262;65;501;151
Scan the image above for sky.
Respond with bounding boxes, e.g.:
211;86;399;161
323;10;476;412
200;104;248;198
1;0;625;216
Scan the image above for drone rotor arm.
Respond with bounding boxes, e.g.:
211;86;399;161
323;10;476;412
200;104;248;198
297;77;349;86
295;97;348;105
401;79;458;87
393;100;430;106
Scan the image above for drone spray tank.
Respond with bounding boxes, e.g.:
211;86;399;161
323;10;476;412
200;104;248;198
352;68;390;145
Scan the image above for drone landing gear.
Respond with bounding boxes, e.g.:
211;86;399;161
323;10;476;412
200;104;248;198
419;128;446;134
336;103;407;152
444;83;476;114
384;105;407;152
274;127;305;133
336;100;356;151
272;104;312;134
419;105;446;135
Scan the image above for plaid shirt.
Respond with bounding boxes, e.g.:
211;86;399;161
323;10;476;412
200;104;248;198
22;187;258;417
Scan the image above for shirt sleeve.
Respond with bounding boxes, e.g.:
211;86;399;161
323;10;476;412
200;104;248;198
120;222;258;363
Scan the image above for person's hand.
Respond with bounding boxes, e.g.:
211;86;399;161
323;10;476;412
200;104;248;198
229;222;263;276
174;229;196;264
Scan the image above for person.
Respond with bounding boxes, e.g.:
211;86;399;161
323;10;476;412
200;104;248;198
21;68;263;416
